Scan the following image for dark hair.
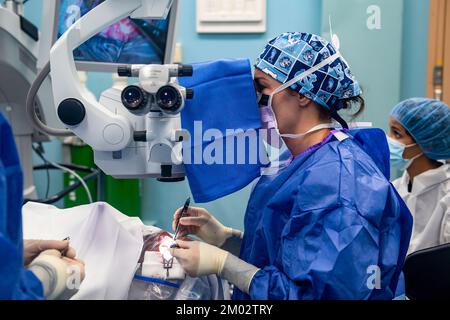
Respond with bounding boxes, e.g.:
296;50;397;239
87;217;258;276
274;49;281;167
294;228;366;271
339;95;366;120
316;95;365;124
295;88;366;123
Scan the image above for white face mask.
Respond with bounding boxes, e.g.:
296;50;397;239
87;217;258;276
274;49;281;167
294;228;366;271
257;52;342;149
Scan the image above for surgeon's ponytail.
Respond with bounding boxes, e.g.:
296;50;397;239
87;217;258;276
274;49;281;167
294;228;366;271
319;95;365;129
339;95;366;120
313;93;366;128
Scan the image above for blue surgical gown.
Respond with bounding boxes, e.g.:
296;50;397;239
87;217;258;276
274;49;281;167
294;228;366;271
0;112;44;299
233;130;413;300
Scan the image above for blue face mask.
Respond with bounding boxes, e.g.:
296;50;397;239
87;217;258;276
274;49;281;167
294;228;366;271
386;136;422;171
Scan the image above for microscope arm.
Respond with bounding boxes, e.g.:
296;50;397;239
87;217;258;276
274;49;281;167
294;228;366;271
50;0;173;152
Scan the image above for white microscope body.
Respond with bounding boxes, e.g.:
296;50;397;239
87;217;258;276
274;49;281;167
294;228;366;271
50;0;191;181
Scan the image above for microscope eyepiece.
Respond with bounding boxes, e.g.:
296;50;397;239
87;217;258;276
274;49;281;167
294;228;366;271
177;65;193;77
156;85;183;113
121;85;148;111
117;65;132;77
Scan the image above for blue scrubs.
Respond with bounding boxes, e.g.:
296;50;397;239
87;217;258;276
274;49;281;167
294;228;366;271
0;112;43;299
233;130;412;300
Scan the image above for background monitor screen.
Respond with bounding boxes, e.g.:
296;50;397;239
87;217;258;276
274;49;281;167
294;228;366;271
57;0;174;67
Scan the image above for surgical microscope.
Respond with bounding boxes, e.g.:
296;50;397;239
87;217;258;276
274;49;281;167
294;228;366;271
26;0;193;182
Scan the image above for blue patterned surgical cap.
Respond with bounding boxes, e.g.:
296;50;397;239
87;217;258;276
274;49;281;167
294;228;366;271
255;32;361;111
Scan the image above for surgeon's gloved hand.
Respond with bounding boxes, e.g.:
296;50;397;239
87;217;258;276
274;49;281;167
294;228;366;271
172;207;241;249
24;239;76;266
169;240;228;277
170;240;259;295
28;249;85;300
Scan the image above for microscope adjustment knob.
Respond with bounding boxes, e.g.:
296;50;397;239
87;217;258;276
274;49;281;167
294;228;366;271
57;98;86;126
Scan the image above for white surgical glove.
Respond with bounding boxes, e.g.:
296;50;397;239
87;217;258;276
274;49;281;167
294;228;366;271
24;240;76;266
28;249;85;300
172;207;241;248
170;240;259;294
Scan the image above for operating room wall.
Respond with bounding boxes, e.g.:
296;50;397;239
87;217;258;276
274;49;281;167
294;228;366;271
321;0;429;131
25;0;429;231
400;0;430;100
